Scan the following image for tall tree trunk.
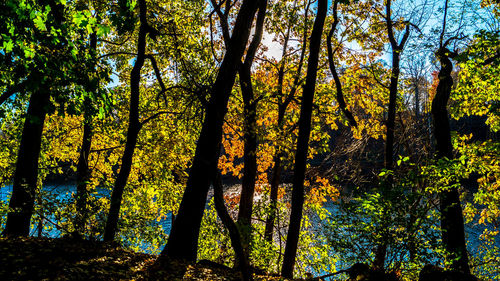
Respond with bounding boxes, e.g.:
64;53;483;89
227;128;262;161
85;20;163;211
373;0;410;268
103;0;148;242
281;0;327;277
431;47;470;273
74;32;97;236
237;0;267;259
3;88;50;237
160;0;261;261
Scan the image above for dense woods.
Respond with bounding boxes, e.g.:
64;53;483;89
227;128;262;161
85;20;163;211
0;0;499;280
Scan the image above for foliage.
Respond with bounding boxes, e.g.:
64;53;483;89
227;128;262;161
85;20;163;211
0;0;500;279
324;163;443;280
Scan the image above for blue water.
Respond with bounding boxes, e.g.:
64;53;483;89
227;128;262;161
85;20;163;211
0;184;173;240
1;184;498;260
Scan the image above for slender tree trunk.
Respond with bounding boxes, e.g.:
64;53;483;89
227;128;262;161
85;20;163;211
373;48;401;269
213;172;252;281
384;49;400;173
103;0;148;242
3;88;50;237
327;0;356;128
281;0;327;277
373;0;410;268
431;48;470;273
237;0;267;259
75;33;97;235
160;0;261;261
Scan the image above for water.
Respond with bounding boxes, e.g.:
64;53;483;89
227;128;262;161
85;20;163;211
0;184;173;240
1;184;498;256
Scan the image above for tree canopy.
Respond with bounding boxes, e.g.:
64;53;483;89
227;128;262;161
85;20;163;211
0;0;499;280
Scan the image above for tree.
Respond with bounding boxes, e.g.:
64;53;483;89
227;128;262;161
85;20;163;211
237;0;268;259
373;0;411;269
103;0;151;242
281;0;328;277
264;0;312;242
160;0;262;261
2;0;100;237
430;0;470;273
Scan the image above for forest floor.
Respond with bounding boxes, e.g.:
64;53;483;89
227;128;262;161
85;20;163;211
0;237;295;280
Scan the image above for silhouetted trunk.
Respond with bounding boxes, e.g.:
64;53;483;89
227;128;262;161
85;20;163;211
431;47;470;274
373;0;410;268
327;0;356;127
103;0;148;242
281;0;327;277
160;0;261;261
213;172;252;281
237;0;267;259
75;33;97;235
3;88;50;237
384;42;401;171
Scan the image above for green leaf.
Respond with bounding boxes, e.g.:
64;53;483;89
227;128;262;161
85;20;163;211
96;24;111;37
72;12;86;27
3;40;14;53
33;15;47;31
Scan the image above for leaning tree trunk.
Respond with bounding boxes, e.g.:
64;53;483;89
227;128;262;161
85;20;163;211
281;0;327;277
3;88;50;237
160;0;261;261
431;47;470;274
103;0;148;242
237;0;267;259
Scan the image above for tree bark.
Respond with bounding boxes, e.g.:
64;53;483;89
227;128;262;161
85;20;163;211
3;88;50;237
160;0;261;261
103;0;148;242
431;47;470;273
237;0;267;259
281;0;327;277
